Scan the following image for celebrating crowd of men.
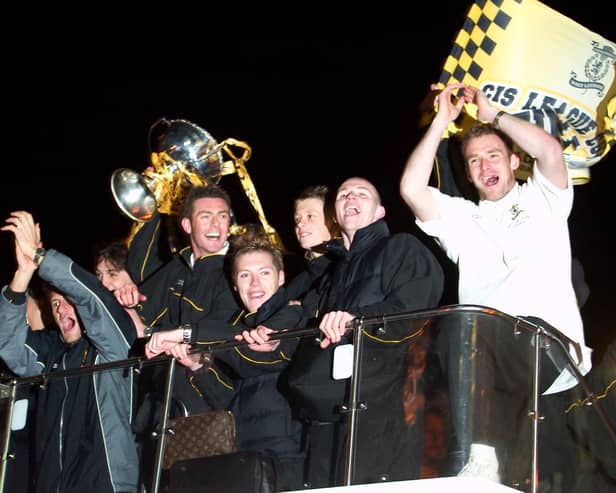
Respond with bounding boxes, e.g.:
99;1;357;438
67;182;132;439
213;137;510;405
1;83;613;493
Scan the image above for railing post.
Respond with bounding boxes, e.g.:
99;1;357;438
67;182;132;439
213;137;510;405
150;357;176;493
343;317;364;486
0;382;17;493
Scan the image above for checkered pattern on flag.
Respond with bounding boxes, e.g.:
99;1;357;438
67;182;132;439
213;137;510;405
438;0;615;184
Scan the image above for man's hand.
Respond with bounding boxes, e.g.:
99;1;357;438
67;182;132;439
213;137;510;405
114;283;147;308
2;211;41;266
145;328;183;357
433;82;473;127
167;344;202;370
431;83;495;127
318;310;355;349
167;345;212;372
234;325;280;352
13;235;38;277
469;86;499;124
2;211;41;292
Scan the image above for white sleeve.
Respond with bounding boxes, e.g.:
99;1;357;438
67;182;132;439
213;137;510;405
415;187;477;264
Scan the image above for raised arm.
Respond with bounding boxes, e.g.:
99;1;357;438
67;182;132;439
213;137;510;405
473;88;568;189
2;211;40;294
4;211;136;361
0;211;46;376
400;83;469;221
39;250;137;361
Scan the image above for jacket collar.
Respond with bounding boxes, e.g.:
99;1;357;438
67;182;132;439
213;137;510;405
242;288;289;328
322;219;390;258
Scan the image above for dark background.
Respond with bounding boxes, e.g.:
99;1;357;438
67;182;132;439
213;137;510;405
1;2;614;357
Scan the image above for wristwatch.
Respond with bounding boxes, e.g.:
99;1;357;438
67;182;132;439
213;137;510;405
181;323;192;344
33;248;46;267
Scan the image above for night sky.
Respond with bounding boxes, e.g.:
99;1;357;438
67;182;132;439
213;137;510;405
2;2;614;356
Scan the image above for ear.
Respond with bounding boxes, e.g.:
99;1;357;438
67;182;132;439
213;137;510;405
510;153;520;171
375;205;386;221
278;270;285;287
180;217;191;235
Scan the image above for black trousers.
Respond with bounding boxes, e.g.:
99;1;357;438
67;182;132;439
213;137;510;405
437;314;563;486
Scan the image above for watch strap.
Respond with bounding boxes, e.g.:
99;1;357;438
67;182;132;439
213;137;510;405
181;323;192;344
34;248;46;267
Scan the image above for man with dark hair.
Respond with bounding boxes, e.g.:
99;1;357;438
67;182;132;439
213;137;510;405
115;184;241;413
292;184;340;251
287;184;340;317
94;241;136;294
113;184;243;490
0;211;139;493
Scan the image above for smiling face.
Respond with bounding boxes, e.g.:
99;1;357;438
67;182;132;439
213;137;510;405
334;177;385;248
463;132;519;202
181;197;231;257
48;289;82;344
233;250;285;313
294;197;332;252
96;259;134;293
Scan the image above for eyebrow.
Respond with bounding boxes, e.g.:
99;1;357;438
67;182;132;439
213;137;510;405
196;209;229;215
338;186;373;194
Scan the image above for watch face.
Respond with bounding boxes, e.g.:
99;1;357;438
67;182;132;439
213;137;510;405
34;248;46;265
182;324;192;344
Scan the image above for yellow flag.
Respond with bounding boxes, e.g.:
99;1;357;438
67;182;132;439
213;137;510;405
439;0;615;184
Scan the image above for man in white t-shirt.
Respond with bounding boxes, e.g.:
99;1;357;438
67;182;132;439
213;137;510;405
400;82;592;484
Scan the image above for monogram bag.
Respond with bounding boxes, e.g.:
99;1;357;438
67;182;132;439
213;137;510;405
162;409;237;470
